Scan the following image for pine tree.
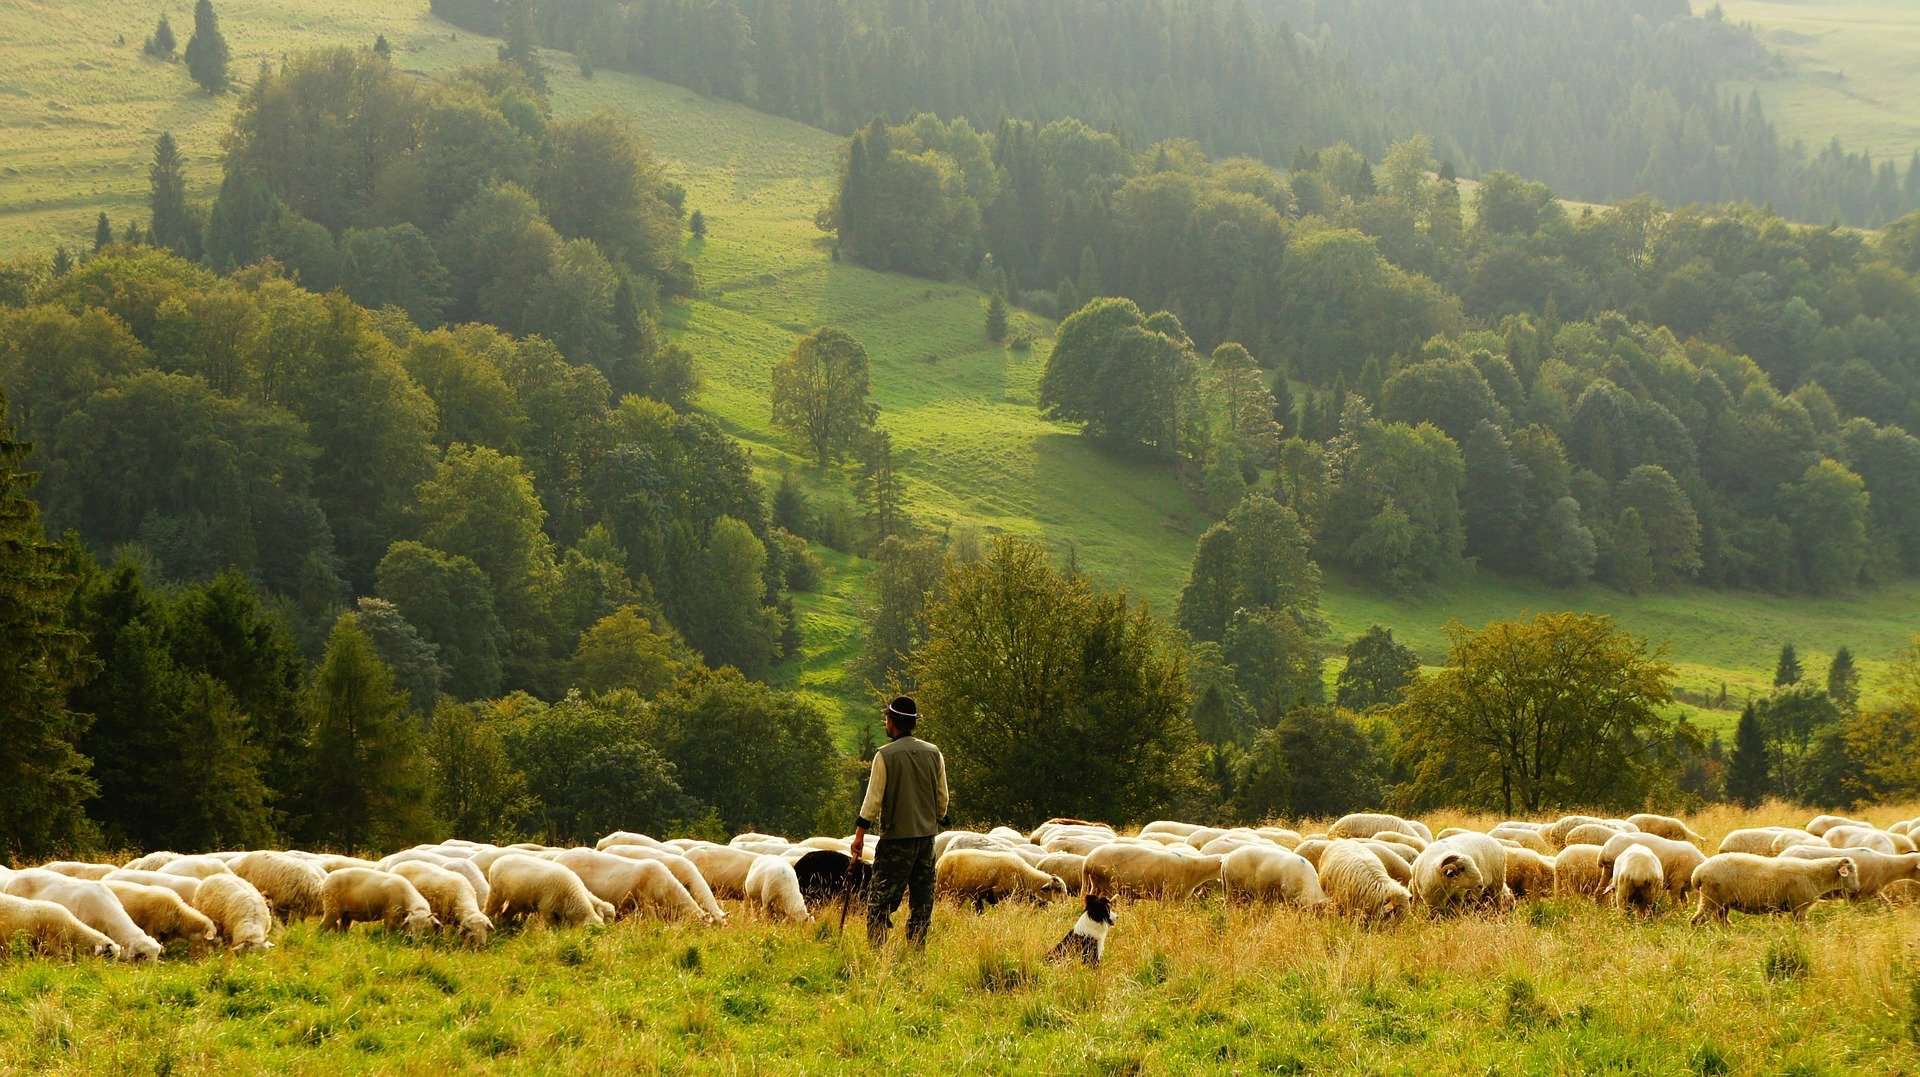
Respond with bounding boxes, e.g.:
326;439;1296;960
986;291;1009;342
1774;642;1802;686
856;428;904;546
373;33;391;61
93;212;113;251
50;245;73;277
304;612;435;850
184;0;230;93
121;219;144;245
148;131;193;256
1726;703;1770;808
145;14;176;58
690;209;706;239
0;393;98;861
1826;646;1860;710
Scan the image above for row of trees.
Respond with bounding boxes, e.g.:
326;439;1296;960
433;0;1920;227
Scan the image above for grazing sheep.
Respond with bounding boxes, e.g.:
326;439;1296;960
486;854;608;929
1293;839;1334;868
1488;826;1554;856
1035;852;1087;895
39;861;117;881
321;868;437;938
1769;830;1823;856
378;851;490;908
3;870;163;961
553;849;708;923
1554;844;1607;898
120;851;182;873
1372;830;1429;855
936;831;1011;859
1040;831;1115;857
102;869;201;903
193;875;275;953
103;881;220;950
1140;820;1204;839
1608;845;1665;917
742;855;812;923
1198;833;1272;857
1221;845;1327;907
935;850;1067;909
1626;813;1705;845
596;831;667;851
0;893;120;959
156;855;234;880
1823;826;1897;855
598;845;727;922
1805;815;1870;838
792;850;872;910
1563;823;1629;848
1358;840;1415;886
1030;819;1114;845
732;840;797;857
314;855;383;874
1892;833;1918;854
1597;833;1706;898
1082;845;1224;900
1317;840;1411;922
1410;833;1507;911
1716;827;1794;855
1877;879;1920;907
389;861;492;943
1183;826;1234;850
1255;827;1304;849
1541;816;1608;849
729;833;787;848
1689;853;1860;924
229;851;327;920
1504;848;1557;900
683;845;761;900
1777;846;1920;898
1330;813;1431;843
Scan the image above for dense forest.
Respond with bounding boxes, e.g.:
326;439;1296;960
833;116;1920;597
431;0;1920;227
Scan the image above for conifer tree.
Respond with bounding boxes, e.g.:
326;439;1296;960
1727;703;1770;808
373;33;391;61
1826;646;1859;711
986;291;1008;342
304;612;435;850
148;132;193;256
146;14;177;58
93;211;113;251
184;0;230;93
1774;642;1802;686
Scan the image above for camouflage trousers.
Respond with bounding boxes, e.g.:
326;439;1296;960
866;836;935;947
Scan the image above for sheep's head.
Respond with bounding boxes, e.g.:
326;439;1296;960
129;937;164;962
1375;890;1408;922
1836;857;1861;894
460;912;493;946
1043;874;1069;898
94;939;121;960
403;907;438;936
231;938;273;954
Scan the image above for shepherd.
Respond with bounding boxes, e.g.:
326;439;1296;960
849;696;951;948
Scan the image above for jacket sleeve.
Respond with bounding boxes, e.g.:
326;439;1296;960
935;751;951;828
855;751;887;831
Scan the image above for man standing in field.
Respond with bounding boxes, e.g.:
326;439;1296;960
850;696;950;947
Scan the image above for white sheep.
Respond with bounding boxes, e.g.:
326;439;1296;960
1563;822;1630;848
1255;827;1304;849
321;868;437;938
1035;852;1086;895
1553;844;1607;898
3;869;163;961
1292;839;1333;868
683;845;761;899
102;869;201;903
552;848;708;922
1769;830;1823;856
598;844;727;922
103;880;220;951
596;831;668;851
1139;820;1204;839
1330;813;1432;843
1597;833;1706;898
314;854;384;873
1487;826;1554;855
1409;833;1507;911
486;853;610;929
1372;830;1429;855
935;849;1068;907
0;893;120;959
1777;846;1920;898
378;850;491;908
1504;847;1557;900
1625;813;1704;845
389;861;493;944
1607;845;1664;916
38;861;118;880
742;854;812;923
1082;844;1224;900
1221;845;1327;907
1317;840;1411;922
1805;814;1870;838
229;851;328;920
1690;853;1859;924
1715;827;1795;855
119;851;182;873
192;874;275;953
1358;840;1415;886
1541;815;1608;848
1822;825;1897;855
156;855;235;880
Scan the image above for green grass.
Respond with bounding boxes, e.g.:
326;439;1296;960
7;802;1920;1073
4;0;1918;746
1720;0;1920;162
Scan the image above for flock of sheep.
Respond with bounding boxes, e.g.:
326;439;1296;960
2;808;1915;962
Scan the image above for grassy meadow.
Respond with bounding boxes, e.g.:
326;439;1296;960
6;802;1920;1073
4;0;1920;748
1720;0;1920;162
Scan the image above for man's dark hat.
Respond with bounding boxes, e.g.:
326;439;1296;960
886;696;918;721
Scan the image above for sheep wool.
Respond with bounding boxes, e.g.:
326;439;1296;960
486;854;607;929
389;861;493;944
742;854;812;923
1410;833;1507;911
2;870;164;961
1221;845;1327;907
230;851;328;919
552;848;707;923
1597;833;1706;898
1318;840;1411;922
193;875;275;953
1609;845;1665;916
103;880;220;950
1554;844;1607;898
1690;853;1860;924
935;849;1068;907
0;893;120;959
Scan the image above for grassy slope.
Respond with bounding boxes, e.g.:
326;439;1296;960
1720;0;1920;162
3;2;1917;750
4;802;1918;1073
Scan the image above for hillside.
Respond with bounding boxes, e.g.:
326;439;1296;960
1721;0;1920;163
4;1;1917;747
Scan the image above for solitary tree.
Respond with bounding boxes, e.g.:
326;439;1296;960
689;209;706;239
93;212;113;251
1826;646;1860;711
148;132;194;256
1335;625;1420;710
1774;642;1802;687
771;326;875;467
146;14;177;57
986;291;1009;342
373;33;391;60
184;0;230;93
1726;702;1771;808
1394;612;1675;814
0;394;99;861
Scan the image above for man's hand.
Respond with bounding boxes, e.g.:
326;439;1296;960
850;826;866;862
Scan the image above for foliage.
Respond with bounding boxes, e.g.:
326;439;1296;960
770;326;876;468
183;0;229;93
650;667;841;836
568;606;690;697
1335;625;1420;711
303;612;436;850
497;690;689;843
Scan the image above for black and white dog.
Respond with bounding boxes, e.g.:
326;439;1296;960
1046;893;1116;966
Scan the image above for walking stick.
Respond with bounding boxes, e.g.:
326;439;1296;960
837;859;857;932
